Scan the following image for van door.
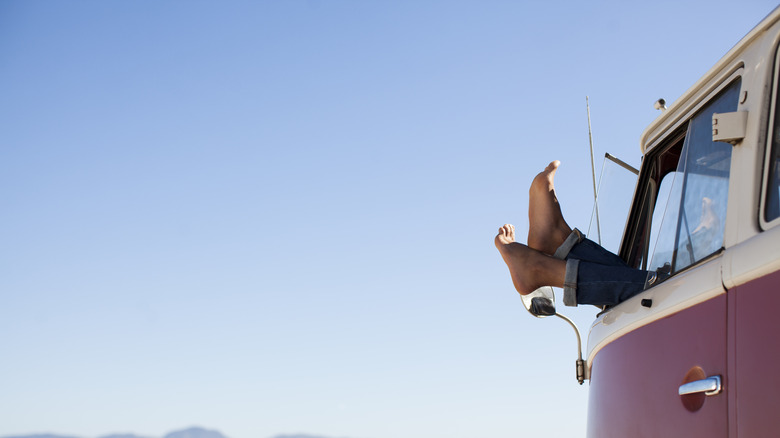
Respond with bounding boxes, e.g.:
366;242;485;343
587;77;741;438
724;43;780;437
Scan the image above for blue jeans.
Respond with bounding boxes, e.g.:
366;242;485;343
554;229;657;307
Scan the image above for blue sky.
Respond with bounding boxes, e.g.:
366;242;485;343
1;1;777;438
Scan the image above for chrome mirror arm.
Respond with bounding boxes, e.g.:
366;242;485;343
554;312;589;385
520;287;589;384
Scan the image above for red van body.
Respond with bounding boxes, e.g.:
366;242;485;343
585;7;780;437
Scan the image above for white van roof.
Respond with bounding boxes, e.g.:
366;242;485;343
639;6;780;154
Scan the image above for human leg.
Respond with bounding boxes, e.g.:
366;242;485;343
553;229;650;306
527;160;628;266
554;229;631;267
527;160;573;256
563;259;651;307
497;224;650;306
498;159;651;306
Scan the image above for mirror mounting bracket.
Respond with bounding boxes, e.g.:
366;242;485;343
521;287;589;384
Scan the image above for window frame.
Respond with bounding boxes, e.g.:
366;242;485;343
621;129;685;270
621;70;744;279
759;43;780;230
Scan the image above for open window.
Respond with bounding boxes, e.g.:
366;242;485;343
622;78;741;279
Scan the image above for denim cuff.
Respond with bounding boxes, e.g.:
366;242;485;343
563;258;579;307
553;228;583;260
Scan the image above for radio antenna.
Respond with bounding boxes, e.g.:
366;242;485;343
586;96;602;245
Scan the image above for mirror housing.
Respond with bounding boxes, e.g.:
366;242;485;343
521;286;556;317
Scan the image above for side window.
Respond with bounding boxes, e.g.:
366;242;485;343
764;48;780;223
625;79;741;276
768;137;780;221
648;79;740;274
768;132;780;221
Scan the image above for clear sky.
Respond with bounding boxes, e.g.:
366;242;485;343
1;1;776;438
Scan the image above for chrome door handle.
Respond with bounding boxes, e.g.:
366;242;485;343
678;375;722;396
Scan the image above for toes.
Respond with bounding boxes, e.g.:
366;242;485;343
497;224;516;242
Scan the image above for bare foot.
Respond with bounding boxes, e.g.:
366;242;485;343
528;160;572;255
495;224;566;295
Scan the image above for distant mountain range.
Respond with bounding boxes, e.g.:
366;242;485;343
1;426;343;438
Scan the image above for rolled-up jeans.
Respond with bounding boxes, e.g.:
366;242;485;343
553;229;659;307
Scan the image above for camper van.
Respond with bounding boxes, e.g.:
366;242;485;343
588;6;780;437
526;6;780;438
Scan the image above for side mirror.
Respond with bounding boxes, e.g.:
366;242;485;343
521;286;556;317
520;286;588;385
